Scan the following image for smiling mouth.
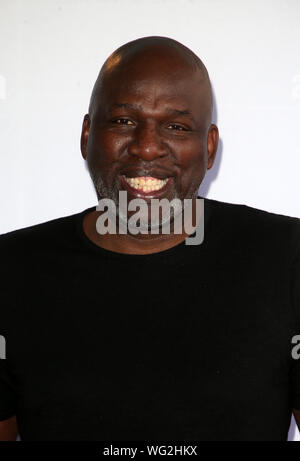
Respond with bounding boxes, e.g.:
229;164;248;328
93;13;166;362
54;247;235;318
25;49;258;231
123;175;169;193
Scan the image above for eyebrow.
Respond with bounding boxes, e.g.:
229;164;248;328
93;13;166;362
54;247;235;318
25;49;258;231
110;103;194;120
165;108;193;118
110;103;141;111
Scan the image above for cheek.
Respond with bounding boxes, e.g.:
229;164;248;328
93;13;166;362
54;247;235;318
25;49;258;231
87;131;125;166
176;139;206;173
174;140;207;192
102;133;127;158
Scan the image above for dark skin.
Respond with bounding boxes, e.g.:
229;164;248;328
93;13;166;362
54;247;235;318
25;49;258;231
81;43;218;254
1;39;300;439
0;415;18;441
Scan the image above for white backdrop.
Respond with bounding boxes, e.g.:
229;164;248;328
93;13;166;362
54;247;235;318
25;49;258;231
0;0;299;441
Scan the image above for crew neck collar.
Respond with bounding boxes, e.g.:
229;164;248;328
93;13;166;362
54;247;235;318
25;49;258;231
75;196;212;260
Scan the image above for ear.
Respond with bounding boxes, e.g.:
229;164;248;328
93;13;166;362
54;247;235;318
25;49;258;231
207;124;219;170
81;114;90;160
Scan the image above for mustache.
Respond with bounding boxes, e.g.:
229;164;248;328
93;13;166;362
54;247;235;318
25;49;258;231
118;165;175;180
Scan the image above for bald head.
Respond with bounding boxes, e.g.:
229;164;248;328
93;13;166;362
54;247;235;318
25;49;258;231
88;36;213;121
81;35;219;222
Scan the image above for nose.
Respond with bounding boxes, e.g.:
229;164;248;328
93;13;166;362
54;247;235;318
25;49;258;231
127;121;168;161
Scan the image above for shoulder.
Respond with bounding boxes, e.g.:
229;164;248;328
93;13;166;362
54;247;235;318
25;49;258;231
0;208;87;257
205;196;299;224
204;197;300;254
205;196;300;231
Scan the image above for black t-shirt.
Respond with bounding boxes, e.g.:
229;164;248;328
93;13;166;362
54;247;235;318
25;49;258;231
0;197;300;441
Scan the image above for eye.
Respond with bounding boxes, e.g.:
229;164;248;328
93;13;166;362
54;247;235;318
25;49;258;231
112;118;134;125
167;123;187;131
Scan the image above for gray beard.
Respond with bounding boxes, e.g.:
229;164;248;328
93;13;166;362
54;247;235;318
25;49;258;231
89;170;199;232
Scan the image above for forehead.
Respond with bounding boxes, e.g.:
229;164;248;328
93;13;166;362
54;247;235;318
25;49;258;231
98;65;210;121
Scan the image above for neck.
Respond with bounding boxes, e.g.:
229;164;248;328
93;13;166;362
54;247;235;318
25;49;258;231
83;197;201;255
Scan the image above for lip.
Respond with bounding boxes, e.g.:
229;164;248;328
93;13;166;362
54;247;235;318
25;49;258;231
119;175;173;199
120;169;172;180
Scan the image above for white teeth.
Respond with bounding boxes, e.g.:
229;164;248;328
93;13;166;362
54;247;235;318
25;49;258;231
124;176;169;192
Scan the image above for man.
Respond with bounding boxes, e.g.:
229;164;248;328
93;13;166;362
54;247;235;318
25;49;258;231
0;36;299;441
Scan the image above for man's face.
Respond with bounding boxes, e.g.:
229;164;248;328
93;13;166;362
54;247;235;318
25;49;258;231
81;52;218;226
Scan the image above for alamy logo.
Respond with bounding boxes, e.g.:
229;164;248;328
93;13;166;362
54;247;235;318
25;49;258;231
291;335;300;360
95;193;204;246
0;335;6;359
